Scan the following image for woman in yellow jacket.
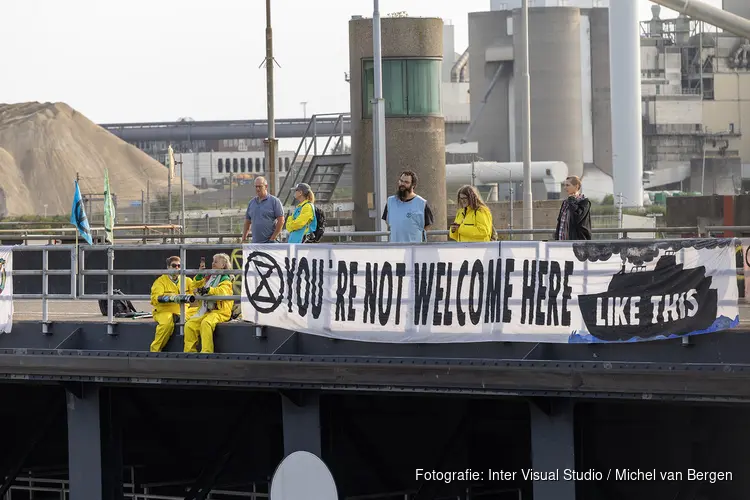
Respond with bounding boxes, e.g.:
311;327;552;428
184;253;234;354
449;185;495;242
149;256;200;352
285;183;317;243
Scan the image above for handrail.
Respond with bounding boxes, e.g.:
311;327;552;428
0;226;714;244
0;224;181;235
277;112;350;204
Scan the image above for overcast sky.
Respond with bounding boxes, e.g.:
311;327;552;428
0;0;722;124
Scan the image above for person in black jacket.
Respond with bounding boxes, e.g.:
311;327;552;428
554;175;592;240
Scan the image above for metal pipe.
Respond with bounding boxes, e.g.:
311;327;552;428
609;0;644;208
651;0;750;39
520;0;534;239
81;269;242;276
372;0;388;241
450;48;470;82
460;62;505;144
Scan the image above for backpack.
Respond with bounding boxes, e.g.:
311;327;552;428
304;205;326;243
98;289;137;317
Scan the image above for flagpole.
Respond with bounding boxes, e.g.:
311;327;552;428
75;231;78;298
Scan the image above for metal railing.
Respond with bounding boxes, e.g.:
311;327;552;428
2;474;270;499
8;225;748;336
0;225;713;245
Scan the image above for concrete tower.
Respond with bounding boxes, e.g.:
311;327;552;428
348;16;447;232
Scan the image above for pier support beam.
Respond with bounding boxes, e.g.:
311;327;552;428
66;385;123;500
281;391;321;457
530;398;576;500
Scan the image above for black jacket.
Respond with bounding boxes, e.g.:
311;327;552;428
554;196;592;241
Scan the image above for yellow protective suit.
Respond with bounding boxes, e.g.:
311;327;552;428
149;275;199;352
184;274;234;354
449;206;494;242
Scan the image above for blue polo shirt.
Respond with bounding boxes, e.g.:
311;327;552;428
246;194;284;243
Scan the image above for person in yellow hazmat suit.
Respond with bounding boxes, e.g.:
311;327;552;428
149;256;199;352
449;185;495;242
184;253;235;354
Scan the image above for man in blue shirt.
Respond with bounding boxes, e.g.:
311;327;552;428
381;170;434;243
241;176;285;243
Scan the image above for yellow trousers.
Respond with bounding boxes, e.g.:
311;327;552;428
150;307;198;352
184;310;228;353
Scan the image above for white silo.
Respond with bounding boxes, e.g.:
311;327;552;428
609;0;644;207
511;7;585;178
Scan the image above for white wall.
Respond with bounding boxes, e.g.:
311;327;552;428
653;100;703;124
443;82;471;121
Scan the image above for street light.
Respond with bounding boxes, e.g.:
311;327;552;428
372;0;388;240
520;0;533;240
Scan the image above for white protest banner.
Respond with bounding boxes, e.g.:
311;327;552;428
240;239;740;344
0;247;12;333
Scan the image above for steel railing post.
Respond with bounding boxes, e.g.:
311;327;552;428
107;247;115;335
42;248;49;335
179;245;187;338
78;247;86;299
69;248;77;300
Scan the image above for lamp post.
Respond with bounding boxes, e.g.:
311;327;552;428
520;0;533;239
264;0;278;196
372;0;388;240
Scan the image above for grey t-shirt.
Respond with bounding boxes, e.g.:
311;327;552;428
246;195;284;243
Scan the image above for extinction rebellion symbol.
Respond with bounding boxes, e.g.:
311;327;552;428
244;251;283;313
0;258;6;294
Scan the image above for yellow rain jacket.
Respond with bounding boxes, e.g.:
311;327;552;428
285;200;315;243
191;273;234;320
149;275;199;352
184;273;235;354
449;206;494;242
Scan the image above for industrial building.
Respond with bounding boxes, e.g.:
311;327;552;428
348;15;448;232
465;0;750;203
174;150;295;188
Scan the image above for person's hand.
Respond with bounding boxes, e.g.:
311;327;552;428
196;286;209;296
450;223;460;233
198;260;206;270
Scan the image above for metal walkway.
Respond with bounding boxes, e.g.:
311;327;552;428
99;116;352;142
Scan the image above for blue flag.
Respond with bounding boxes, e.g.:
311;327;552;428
70;181;93;245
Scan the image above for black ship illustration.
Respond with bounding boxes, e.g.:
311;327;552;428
577;250;718;342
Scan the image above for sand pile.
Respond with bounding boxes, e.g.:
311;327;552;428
0;102;195;217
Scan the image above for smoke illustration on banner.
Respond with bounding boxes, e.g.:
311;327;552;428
0;247;13;334
240;240;740;344
572;239;735;343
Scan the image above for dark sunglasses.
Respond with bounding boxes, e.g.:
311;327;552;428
170;263;181;268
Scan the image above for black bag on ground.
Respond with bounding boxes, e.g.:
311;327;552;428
98;289;137;317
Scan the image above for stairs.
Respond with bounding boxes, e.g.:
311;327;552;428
277;113;350;206
296;154;351;204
